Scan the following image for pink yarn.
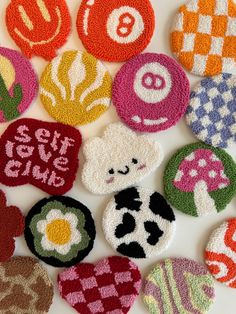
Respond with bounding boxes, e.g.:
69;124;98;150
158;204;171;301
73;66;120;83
113;53;190;133
173;149;230;192
0;47;38;122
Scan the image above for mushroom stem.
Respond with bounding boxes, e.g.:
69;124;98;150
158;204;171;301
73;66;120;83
193;181;217;217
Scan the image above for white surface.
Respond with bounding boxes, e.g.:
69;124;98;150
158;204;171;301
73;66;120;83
0;0;236;313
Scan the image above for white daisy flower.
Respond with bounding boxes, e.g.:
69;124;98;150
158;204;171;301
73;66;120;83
37;209;81;255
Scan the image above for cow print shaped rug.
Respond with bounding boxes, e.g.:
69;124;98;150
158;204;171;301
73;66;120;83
102;186;176;258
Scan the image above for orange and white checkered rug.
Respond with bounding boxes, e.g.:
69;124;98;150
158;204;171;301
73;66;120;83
171;0;236;76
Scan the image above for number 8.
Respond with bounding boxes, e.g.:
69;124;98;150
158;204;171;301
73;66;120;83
117;13;135;38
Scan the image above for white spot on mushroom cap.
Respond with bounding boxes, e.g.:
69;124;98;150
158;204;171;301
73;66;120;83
185;152;195;161
219;183;227;189
198;159;207;167
210;154;220;162
220;170;227;179
189;169;198;177
209;170;217;178
174;170;184;182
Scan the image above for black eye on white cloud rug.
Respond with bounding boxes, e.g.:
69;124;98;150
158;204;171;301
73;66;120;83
102;186;176;258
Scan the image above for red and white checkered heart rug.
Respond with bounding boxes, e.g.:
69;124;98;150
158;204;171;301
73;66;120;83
58;256;141;314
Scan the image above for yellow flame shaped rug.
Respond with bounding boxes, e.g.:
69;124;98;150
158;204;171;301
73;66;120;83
40;50;112;126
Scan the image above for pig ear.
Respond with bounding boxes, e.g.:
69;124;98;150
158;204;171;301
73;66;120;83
83;137;106;160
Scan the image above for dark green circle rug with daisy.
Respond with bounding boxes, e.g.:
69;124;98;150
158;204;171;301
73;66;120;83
24;196;96;267
164;142;236;217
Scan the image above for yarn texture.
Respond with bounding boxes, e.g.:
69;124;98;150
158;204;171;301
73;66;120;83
82;122;163;195
40;50;112;126
0;47;38;122
24;196;96;267
143;257;215;314
0;190;24;262
6;0;71;60
103;186;176;258
186;73;236;148
113;53;190;133
0;118;82;195
76;0;155;62
171;0;236;76
0;256;54;313
205;218;236;288
58;256;141;314
164;142;236;217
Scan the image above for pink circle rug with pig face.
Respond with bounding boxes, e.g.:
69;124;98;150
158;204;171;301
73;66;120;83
113;53;190;133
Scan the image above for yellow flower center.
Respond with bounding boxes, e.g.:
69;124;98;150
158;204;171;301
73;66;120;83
46;219;71;245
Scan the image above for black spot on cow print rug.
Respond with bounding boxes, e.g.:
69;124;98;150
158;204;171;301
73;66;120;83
102;186;176;258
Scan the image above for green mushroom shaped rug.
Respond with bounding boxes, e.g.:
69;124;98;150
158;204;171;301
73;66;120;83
24;196;96;267
164;143;236;217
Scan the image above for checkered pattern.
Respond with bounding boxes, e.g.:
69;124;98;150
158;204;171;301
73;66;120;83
186;73;236;148
58;256;141;314
171;0;236;76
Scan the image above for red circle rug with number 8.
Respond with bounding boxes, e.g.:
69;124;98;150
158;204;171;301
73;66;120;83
76;0;155;62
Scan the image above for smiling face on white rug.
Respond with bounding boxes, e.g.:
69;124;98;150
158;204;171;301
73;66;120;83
82;123;163;194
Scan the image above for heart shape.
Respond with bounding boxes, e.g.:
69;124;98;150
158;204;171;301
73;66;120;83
58;256;141;314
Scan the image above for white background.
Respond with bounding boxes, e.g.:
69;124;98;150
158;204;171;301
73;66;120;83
0;0;236;313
